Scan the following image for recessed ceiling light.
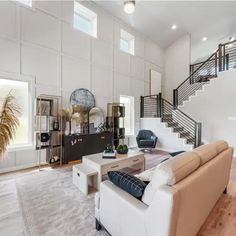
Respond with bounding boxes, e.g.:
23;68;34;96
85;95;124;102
229;36;235;42
124;1;135;14
171;25;177;30
202;37;208;41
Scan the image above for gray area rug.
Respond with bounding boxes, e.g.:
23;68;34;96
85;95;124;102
0;150;168;236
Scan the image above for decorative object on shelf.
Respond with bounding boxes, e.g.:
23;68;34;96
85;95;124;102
89;107;105;134
61;107;73;135
36;99;51;116
35;94;62;169
53;120;59;131
70;88;95;111
69;88;95;134
106;103;125;148
103;144;116;159
0;93;20;156
116;144;128;154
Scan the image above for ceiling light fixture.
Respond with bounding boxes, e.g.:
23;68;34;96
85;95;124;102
229;36;235;42
171;25;177;30
202;37;208;41
124;1;135;14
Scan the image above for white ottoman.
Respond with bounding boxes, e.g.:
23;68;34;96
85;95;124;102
73;164;98;195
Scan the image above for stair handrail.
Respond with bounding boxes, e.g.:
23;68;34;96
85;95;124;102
173;50;218;107
176;50;218;90
140;94;202;147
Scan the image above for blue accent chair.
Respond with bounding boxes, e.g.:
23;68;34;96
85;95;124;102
136;130;158;150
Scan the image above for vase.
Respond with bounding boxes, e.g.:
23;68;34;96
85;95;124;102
65;121;70;135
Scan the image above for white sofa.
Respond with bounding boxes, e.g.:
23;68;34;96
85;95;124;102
95;140;233;236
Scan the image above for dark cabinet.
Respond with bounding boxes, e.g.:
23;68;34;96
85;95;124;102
63;132;113;164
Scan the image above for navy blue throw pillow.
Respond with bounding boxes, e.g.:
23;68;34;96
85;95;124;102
107;171;147;199
169;151;185;157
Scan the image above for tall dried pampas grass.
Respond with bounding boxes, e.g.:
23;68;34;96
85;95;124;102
0;94;20;156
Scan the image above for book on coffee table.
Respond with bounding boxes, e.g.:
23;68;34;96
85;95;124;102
102;151;116;159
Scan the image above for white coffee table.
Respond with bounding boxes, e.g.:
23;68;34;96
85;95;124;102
82;150;145;190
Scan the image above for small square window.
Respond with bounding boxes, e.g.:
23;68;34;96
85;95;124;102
74;1;97;38
120;29;135;55
15;0;32;7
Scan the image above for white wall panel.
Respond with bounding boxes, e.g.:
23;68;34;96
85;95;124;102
35;1;61;17
91;66;112;97
0;1;16;38
15;149;37;165
21;8;60;50
0;38;19;73
145;39;164;67
130;78;144;99
0;152;15;170
95;95;113;113
61;0;74;24
92;39;112;67
22;45;59;87
114;50;130;75
62;56;90;90
99;14;114;43
62;23;90;61
135;36;145;58
36;85;60;97
130;56;144;79
113;73;129;98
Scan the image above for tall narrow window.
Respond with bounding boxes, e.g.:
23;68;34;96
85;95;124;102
120;95;134;136
0;78;32;148
15;0;32;7
120;29;135;55
74;1;97;38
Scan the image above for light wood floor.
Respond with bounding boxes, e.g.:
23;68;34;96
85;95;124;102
1;155;236;235
197;158;236;235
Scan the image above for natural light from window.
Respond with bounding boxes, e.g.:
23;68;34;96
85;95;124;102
120;29;135;55
120;95;134;136
15;0;32;7
0;78;31;148
74;1;97;38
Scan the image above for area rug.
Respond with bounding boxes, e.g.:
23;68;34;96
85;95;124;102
0;149;168;236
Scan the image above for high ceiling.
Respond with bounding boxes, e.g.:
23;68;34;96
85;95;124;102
95;1;236;49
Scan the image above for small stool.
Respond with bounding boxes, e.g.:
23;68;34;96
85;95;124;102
73;164;98;195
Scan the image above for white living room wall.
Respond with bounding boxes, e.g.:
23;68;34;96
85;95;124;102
180;70;236;153
163;34;191;102
0;0;164;173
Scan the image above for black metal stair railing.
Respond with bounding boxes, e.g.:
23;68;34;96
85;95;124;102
173;51;218;107
219;40;236;71
140;94;202;148
174;39;236;107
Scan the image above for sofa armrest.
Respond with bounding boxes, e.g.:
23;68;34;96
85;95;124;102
145;185;179;236
100;180;147;213
98;180;148;235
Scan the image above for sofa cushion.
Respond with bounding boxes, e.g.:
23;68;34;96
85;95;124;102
108;171;147;199
192;141;229;166
212;140;229;153
192;144;218;165
142;152;200;205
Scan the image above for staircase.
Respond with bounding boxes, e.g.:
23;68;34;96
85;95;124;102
140;40;236;149
140;94;201;148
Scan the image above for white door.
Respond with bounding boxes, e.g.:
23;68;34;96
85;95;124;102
150;70;161;95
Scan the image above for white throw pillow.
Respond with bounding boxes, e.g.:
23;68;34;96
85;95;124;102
135;166;157;182
136;154;171;182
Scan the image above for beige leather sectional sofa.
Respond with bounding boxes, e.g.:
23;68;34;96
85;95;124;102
95;140;233;236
